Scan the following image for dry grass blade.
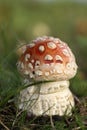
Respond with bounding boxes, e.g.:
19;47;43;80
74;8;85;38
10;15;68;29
74;95;81;104
50;115;56;130
0;119;10;130
72;126;81;130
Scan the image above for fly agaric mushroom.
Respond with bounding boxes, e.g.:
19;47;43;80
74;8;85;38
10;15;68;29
17;36;78;116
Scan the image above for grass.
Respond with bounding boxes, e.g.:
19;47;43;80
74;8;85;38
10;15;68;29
0;95;87;130
0;0;87;129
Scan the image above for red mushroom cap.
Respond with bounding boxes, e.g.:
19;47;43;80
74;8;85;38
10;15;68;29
17;36;78;81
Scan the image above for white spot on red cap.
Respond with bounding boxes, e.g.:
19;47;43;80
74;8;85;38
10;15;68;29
50;69;55;74
55;55;63;62
38;45;45;52
35;60;40;68
35;60;40;66
45;72;50;76
25;54;30;62
45;54;53;60
31;59;34;63
28;43;35;48
57;69;63;74
24;70;29;75
58;44;64;48
64;70;70;75
54;38;60;43
28;63;33;69
35;70;43;76
66;63;72;69
66;62;78;71
63;49;70;56
47;42;56;49
30;73;34;78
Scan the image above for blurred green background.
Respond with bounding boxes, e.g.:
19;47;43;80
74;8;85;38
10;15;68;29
0;0;87;97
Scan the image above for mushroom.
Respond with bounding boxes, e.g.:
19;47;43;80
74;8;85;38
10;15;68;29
17;36;78;116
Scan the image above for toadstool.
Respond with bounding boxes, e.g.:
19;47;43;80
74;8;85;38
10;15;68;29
17;36;78;116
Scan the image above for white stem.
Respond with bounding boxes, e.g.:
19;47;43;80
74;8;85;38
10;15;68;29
18;80;74;116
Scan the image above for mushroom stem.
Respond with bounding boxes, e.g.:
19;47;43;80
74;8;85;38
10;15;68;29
18;80;74;116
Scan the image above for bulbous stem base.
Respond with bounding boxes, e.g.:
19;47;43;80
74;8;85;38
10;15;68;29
18;80;74;116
